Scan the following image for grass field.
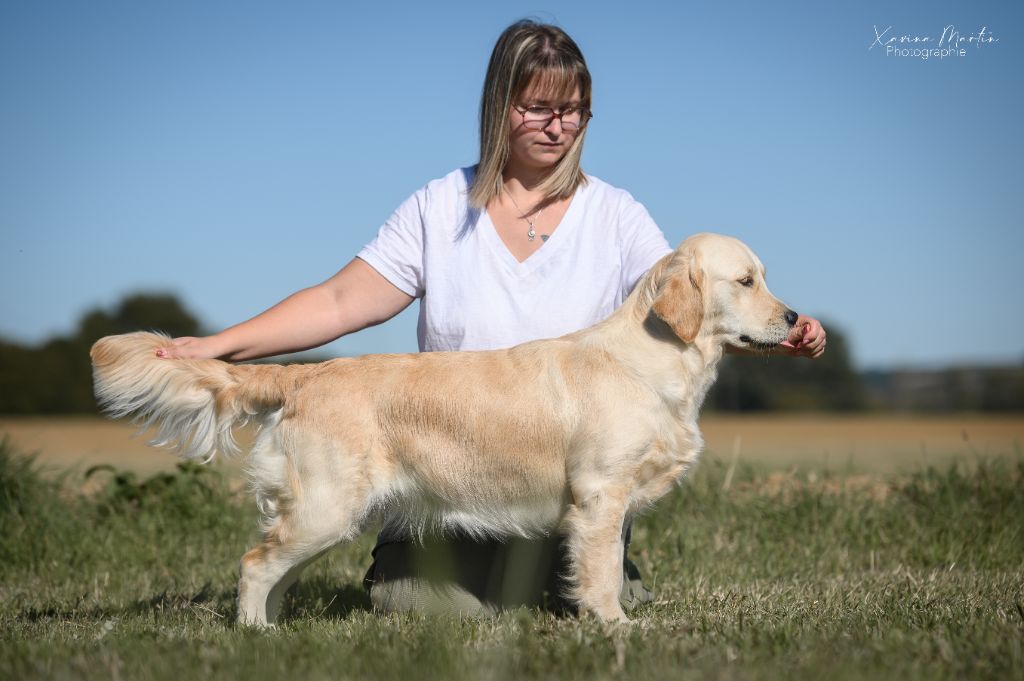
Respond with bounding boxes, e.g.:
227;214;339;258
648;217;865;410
2;421;1022;681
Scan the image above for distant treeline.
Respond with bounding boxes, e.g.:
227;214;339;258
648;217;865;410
1;294;203;414
861;367;1024;413
1;294;1022;414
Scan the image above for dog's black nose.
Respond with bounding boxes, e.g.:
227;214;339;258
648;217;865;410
784;310;798;326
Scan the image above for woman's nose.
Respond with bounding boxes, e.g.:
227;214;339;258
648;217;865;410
543;116;563;134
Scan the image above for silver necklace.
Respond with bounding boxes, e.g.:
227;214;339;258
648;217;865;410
506;192;549;242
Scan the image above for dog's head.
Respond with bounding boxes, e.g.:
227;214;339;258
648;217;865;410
650;233;797;350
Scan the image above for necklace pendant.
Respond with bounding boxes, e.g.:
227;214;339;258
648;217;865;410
527;225;536;241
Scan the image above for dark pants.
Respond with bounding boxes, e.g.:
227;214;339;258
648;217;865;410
363;525;651;615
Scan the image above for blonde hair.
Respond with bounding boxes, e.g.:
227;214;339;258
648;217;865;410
468;20;592;209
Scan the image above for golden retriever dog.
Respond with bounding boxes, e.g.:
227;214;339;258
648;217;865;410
90;232;797;625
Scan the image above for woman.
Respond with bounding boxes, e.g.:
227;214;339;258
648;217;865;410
160;20;826;615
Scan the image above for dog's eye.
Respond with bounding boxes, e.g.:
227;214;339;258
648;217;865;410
739;277;754;288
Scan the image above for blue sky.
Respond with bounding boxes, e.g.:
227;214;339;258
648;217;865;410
1;1;1021;369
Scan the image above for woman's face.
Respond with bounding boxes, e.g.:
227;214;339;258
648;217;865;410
506;79;584;175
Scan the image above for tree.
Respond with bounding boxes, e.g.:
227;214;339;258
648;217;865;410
75;294;201;344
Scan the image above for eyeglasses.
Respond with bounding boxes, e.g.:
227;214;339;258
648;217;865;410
512;104;592;132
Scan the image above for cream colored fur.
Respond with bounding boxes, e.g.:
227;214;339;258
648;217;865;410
90;233;796;625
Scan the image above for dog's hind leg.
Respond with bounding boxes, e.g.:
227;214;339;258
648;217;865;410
238;539;317;627
236;426;382;627
562;485;631;623
237;491;370;627
237;461;372;627
238;538;333;627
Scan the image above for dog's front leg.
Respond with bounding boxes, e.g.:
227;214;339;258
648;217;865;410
563;486;630;623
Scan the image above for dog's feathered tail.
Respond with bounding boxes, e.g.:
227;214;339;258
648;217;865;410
90;332;298;462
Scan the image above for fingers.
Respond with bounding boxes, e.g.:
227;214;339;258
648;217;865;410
155;337;200;360
784;316;827;359
802;320;826;358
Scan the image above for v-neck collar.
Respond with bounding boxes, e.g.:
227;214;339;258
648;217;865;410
478;186;584;275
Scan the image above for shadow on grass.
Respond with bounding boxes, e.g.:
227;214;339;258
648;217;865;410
15;578;373;626
15;583;232;624
286;576;373;621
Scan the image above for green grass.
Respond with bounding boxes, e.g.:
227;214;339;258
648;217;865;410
1;437;1022;681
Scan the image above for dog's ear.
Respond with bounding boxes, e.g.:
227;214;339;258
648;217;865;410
651;255;705;343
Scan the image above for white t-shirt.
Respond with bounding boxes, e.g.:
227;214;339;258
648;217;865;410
357;166;672;352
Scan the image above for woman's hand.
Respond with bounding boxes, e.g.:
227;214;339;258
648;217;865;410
779;314;826;359
155;336;227;360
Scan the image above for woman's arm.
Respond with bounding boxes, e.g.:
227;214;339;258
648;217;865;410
158;258;415;361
